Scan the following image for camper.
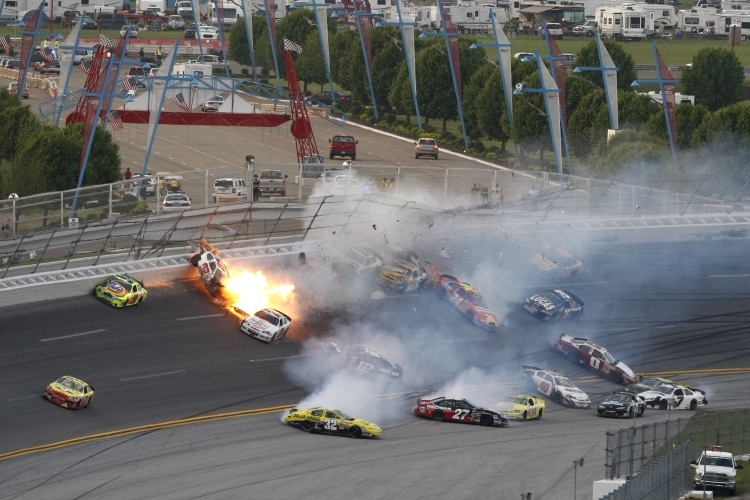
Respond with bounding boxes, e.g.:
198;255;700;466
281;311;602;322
2;0;87;20
677;6;719;33
172;62;212;76
517;0;585;32
638;91;695;106
596;4;655;39
208;1;238;29
721;0;750;11
717;10;750;38
135;0;166;14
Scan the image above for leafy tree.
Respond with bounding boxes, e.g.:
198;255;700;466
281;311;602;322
692;102;750;180
463;64;497;141
371;28;404;114
0;90;42;163
388;62;416;120
567;90;608;159
227;16;267;69
593;129;671;179
475;70;511;151
575;40;636;91
618;91;660;128
416;41;457;131
511;74;552;166
565;74;603;123
681;48;744;112
644;103;710;150
296;31;327;92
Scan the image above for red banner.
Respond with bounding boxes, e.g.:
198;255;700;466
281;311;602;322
17;3;43;93
548;35;568;126
655;47;678;151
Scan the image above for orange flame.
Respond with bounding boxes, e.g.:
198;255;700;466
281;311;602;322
223;270;295;315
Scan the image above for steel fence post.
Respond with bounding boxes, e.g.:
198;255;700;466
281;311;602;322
703;412;707;451
444;168;448;207
205;169;209;207
11;196;16;239
60;192;64;226
396;166;401;191
109;183;113;218
615;430;623;479
156;179;161;215
729;409;733;452
299;163;303;200
587;179;590;216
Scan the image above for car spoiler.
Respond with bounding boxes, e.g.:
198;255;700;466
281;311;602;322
522;365;542;371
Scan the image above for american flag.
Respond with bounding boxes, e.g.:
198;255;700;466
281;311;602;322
80;60;91;74
283;38;302;54
0;35;12;56
40;48;56;62
123;77;139;95
103;110;123;131
348;24;356;32
172;92;191;112
306;17;316;28
99;33;118;50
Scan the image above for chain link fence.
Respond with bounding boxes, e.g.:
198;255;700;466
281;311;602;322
606;409;750;480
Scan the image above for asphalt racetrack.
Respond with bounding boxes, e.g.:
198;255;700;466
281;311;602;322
2;236;750;499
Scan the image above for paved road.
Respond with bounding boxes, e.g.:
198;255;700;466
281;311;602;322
1;235;750;499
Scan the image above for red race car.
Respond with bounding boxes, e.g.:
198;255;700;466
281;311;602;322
414;397;509;427
554;334;636;385
436;274;499;332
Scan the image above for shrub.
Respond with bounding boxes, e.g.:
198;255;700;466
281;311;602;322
385;113;396;124
241;68;249;76
423;124;437;133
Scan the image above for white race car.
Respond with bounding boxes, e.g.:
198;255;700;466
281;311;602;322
522;366;591;408
236;307;292;343
635;383;708;410
189;239;229;297
318;342;403;378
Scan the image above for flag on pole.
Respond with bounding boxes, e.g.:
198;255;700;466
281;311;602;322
172;92;191;112
283;38;302;54
103;110;123;131
80;60;91;74
306;17;316;28
123;77;139;95
348;24;356;32
0;35;12;56
99;33;118;50
40;48;56;62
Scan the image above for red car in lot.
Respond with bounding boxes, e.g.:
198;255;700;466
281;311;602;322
554;334;636;385
328;135;357;160
414;397;509;427
436;274;499;332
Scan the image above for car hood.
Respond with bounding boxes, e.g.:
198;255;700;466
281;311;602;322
637;389;672;400
242;316;274;331
49;383;82;397
559;387;590;401
494;402;526;414
616;361;635;377
696;464;736;477
600;398;631;407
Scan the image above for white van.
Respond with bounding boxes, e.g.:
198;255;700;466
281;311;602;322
213;178;248;202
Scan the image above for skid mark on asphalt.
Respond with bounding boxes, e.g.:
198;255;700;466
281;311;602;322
120;370;187;382
40;329;107;342
176;313;225;321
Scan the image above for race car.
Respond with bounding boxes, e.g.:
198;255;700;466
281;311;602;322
529;247;584;279
632;383;708;410
94;274;147;308
189;239;229;298
555;334;637;385
318;342;403;378
493;394;546;420
628;377;708;403
414;397;509;427
377;259;427;293
284;407;382;439
597;390;646;418
234;307;292;343
436;274;499;331
523;289;584;320
44;375;95;410
522;366;591;408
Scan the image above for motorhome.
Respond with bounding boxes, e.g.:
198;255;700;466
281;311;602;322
135;0;166;14
172;62;212;76
208;1;237;29
1;0;98;20
721;0;750;11
638;91;695;106
517;0;585;31
677;5;719;33
596;4;655;39
717;10;750;38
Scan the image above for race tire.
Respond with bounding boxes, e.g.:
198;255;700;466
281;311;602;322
659;400;668;410
351;154;356;161
329;153;334;159
434;155;438;160
190;254;201;267
689;399;698;410
301;421;314;432
567;351;580;364
480;414;493;426
638;406;645;417
628;406;635;418
609;371;623;384
464;310;475;324
433;410;445;422
348;426;362;438
552;391;563;404
522;411;528;421
538;409;544;419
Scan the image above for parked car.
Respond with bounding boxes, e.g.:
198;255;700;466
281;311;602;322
201;95;224;112
306;90;351;106
39;60;61;74
572;20;598;36
184;24;196;39
168;14;185;29
258;170;287;196
198;24;218;40
539;22;563;39
213;178;248;202
6;59;21;69
73;48;94;65
76;15;98;29
8;82;29;99
162;192;191;212
120;24;139;38
328;135;357;160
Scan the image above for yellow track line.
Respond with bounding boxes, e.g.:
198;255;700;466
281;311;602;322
0;404;295;462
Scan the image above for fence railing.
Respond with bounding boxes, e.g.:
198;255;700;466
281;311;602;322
606;409;750;480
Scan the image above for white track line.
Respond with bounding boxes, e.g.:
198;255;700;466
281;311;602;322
120;370;186;382
176;314;225;321
40;329;107;342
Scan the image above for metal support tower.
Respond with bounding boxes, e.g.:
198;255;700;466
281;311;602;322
284;48;322;167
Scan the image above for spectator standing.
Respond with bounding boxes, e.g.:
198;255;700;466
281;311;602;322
156;46;163;61
495;184;504;205
253;175;260;201
481;185;489;205
43;38;50;49
471;183;479;204
381;177;388;189
389;178;395;189
124;167;132;181
1;219;10;240
139;46;145;59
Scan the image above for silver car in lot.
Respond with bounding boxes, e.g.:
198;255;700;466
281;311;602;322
201;95;223;112
162;192;191;212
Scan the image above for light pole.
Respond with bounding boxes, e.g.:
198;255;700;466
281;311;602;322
573;457;584;500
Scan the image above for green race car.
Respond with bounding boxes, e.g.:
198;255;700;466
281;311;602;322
285;407;382;439
94;274;147;308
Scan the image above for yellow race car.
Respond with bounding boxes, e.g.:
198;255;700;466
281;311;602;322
44;375;95;410
284;407;382;439
94;274;147;308
493;394;546;420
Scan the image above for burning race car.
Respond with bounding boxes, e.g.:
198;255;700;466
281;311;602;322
44;375;95;410
529;247;584;279
631;383;707;410
94;274;147;308
523;289;584;320
493;395;546;420
318;342;403;378
233;306;292;343
284;407;382;439
189;239;229;298
414;397;509;427
522;366;591;408
436;274;499;331
555;334;637;385
597;390;646;418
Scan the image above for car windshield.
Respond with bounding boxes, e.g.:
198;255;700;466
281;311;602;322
165;194;187;201
261;171;283;179
111;278;133;291
337;410;354;420
334;136;354;143
255;310;280;326
653;385;674;394
608;393;632;402
554;376;575;388
57;377;84;392
510;396;527;404
700;456;734;467
420;139;436;145
640;378;663;388
215;180;234;188
467;293;486;306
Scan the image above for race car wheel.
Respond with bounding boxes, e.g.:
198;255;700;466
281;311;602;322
301;421;314;432
189;254;201;267
348;426;362;438
480;414;493;426
552;391;563;404
538;409;543;419
628;407;635;418
639;406;645;417
689;399;698;410
609;371;623;384
567;352;580;364
433;410;445;422
522;411;528;421
464;310;475;323
659;400;669;410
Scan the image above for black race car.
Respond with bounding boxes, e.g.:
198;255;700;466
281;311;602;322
597;391;646;418
523;289;584;320
318;342;403;379
414;397;509;427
